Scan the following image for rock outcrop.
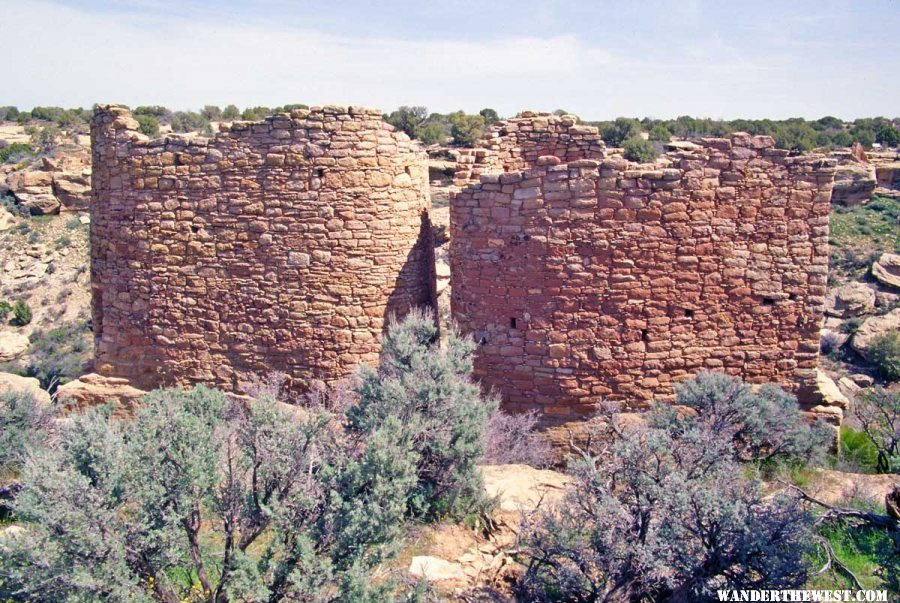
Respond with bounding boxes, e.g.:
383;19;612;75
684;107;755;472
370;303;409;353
55;373;147;418
830;163;876;206
0;332;29;362
851;308;900;359
872;253;900;290
824;282;876;317
0;372;51;406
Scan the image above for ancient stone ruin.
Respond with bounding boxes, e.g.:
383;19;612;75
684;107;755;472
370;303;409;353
91;107;836;419
90;105;435;392
450;112;836;417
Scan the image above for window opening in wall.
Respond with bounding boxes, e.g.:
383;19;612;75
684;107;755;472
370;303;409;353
316;168;325;178
641;329;649;341
763;297;776;306
684;308;694;318
510;317;517;329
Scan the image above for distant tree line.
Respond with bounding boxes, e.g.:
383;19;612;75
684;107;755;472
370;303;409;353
2;105;897;156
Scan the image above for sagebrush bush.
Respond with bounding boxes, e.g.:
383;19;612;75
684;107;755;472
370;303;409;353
648;371;832;465
347;309;495;520
484;409;553;467
0;391;52;478
869;331;900;382
517;372;825;601
0;386;416;602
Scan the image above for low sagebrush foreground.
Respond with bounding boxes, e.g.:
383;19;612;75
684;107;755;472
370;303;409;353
1;313;898;602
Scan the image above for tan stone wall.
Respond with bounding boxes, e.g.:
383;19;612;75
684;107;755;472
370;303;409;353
91;105;435;392
450;116;835;418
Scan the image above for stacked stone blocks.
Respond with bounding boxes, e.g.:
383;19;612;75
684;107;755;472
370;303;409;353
91;105;435;392
450;114;835;416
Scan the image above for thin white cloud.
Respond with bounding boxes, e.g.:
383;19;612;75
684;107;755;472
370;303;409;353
0;0;896;119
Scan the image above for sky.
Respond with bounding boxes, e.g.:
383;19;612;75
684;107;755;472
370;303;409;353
1;0;898;121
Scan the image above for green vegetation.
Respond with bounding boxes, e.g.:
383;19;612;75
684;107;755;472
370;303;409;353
622;136;659;163
1;320;92;392
448;111;485;146
840;426;881;473
808;517;898;592
0;142;34;164
348;310;494;520
0;391;52;480
0;301;11;321
0;312;500;601
829;195;900;278
517;372;829;601
869;331;900;382
134;114;160;137
11;300;32;326
853;388;900;473
600;117;642;146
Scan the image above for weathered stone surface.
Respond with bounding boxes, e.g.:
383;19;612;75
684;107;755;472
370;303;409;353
849;373;874;387
15;191;60;215
816;369;849;410
851;308;900;359
55;373;147;418
837;376;860;398
831;164;876;206
0;332;29;362
872;252;900;290
435;259;450;295
875;162;900;189
481;463;570;513
408;556;467;582
91;106;436;393
825;282;876;317
451;117;834;413
0;372;50;407
52;173;91;210
0;208;15;231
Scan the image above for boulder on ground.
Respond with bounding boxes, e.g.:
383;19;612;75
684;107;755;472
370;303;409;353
824;282;876;317
481;464;571;513
815;369;849;409
0;331;29;362
0;208;15;231
872;253;900;290
849;373;874;387
0;372;50;406
831;164;876;206
14;191;59;215
408;556;467;582
52;174;91;211
55;373;147;418
851;308;900;359
837;377;861;399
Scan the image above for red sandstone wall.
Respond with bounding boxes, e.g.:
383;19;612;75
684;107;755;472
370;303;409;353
453;111;606;186
451;119;835;418
91;105;434;393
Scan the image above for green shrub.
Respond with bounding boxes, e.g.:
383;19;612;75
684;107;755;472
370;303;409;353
0;301;11;321
600;117;642;146
854;388;900;473
517;373;820;601
134;114;159;137
65;217;82;230
449;112;485;146
14;320;91;391
0;386;416;602
648;124;671;142
0;391;52;478
869;331;900;381
0;142;34;164
840;426;880;473
347;309;495;520
11;300;32;326
417;122;447;145
622;136;659;163
221;104;240;120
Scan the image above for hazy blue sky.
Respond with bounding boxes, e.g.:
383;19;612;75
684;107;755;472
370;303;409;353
1;0;897;120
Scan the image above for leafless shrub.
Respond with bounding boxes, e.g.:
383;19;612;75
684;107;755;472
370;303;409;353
484;408;553;468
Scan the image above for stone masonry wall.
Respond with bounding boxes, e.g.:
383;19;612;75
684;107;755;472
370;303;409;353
453;111;606;187
451;115;836;419
91;105;434;393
